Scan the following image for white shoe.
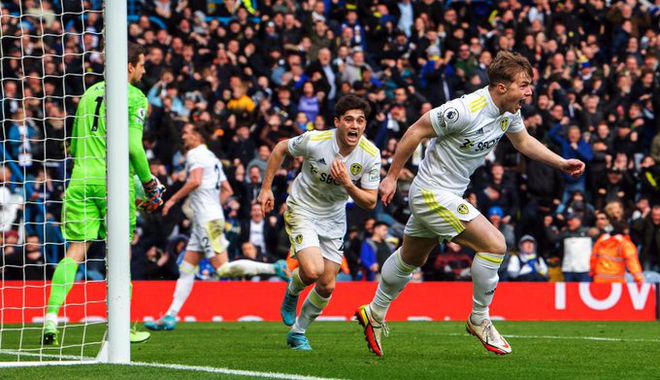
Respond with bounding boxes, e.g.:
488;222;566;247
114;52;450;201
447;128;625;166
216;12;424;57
466;316;511;355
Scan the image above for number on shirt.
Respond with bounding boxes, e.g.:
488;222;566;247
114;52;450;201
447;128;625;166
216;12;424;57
214;163;221;190
91;96;103;132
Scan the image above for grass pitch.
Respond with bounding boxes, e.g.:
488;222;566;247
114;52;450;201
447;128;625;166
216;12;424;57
1;322;659;379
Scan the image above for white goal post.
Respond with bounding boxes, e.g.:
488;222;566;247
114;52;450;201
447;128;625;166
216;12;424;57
0;0;130;366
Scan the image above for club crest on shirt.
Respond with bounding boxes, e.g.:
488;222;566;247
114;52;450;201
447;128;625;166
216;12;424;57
295;234;304;245
457;204;469;215
350;163;362;176
443;107;459;124
500;118;509;132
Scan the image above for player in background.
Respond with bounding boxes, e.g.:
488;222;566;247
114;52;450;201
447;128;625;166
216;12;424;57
43;42;164;345
356;51;585;357
258;94;381;351
144;123;290;331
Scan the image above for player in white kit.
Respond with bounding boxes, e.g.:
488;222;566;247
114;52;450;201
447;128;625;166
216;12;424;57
145;123;289;331
356;52;585;356
258;95;381;350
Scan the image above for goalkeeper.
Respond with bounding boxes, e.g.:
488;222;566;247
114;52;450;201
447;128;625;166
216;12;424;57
43;42;164;345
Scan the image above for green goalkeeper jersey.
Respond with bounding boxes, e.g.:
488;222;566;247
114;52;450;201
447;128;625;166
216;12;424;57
69;81;152;186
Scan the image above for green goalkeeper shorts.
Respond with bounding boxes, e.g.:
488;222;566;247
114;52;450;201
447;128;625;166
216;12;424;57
62;183;136;241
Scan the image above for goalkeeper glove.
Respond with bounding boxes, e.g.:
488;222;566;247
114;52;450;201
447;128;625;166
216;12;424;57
141;176;165;213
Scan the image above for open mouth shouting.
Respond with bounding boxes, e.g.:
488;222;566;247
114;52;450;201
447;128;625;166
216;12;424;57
346;130;360;144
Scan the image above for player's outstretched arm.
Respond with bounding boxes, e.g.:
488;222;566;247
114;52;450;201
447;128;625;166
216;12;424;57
507;128;585;178
162;168;202;216
257;139;289;216
380;112;436;206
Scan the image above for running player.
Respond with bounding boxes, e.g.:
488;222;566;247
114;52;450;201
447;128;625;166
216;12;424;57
43;42;164;345
144;123;289;331
356;51;585;357
258;94;381;351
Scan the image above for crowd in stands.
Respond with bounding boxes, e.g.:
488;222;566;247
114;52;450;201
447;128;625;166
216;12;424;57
0;0;659;283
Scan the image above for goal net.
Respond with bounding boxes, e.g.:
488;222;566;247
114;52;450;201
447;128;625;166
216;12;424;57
0;0;114;364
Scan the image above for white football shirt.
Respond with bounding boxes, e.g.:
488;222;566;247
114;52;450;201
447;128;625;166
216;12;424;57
415;86;525;195
287;129;381;220
185;144;226;224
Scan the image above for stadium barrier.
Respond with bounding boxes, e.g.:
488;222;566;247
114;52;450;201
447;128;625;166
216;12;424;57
4;281;657;324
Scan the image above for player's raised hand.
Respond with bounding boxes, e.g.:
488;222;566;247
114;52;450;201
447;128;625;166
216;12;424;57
330;159;351;187
379;176;397;206
561;159;585;178
257;189;275;217
143;175;166;213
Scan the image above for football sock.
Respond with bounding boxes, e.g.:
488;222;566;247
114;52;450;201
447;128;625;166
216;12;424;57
166;261;196;318
217;260;275;278
370;248;416;322
287;268;309;296
470;252;504;325
291;287;330;334
45;257;79;325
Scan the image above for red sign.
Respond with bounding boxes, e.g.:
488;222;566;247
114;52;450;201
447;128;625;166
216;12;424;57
0;282;656;324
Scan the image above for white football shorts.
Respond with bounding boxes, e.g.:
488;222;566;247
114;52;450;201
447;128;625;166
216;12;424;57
186;219;229;259
283;207;345;265
404;182;480;241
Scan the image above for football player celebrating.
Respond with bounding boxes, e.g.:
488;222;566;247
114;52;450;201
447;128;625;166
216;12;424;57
258;94;381;351
356;51;585;357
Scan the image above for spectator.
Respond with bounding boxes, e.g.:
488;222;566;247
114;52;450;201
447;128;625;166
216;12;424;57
2;230;22;280
241;167;263;217
507;235;548;282
545;213;593;282
247;145;271;178
228;126;257;168
591;220;643;284
632;204;660;272
476;162;518;218
360;221;394;281
433;242;472;281
487;206;515;252
132;244;178;280
548;124;594;205
297;82;321;123
0;166;21;233
240;203;278;259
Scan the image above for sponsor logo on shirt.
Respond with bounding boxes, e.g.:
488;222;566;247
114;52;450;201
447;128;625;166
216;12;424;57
459;138;474;150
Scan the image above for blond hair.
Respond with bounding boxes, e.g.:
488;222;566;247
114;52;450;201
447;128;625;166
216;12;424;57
487;51;533;88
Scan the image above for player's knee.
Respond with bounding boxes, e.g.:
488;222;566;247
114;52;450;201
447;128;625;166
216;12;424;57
300;267;323;283
486;233;507;255
316;283;335;297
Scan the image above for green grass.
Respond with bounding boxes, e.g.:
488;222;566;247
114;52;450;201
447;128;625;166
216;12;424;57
1;322;660;379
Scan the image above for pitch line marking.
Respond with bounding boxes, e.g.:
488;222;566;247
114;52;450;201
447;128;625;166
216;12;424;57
0;349;345;379
448;333;660;343
128;361;346;380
